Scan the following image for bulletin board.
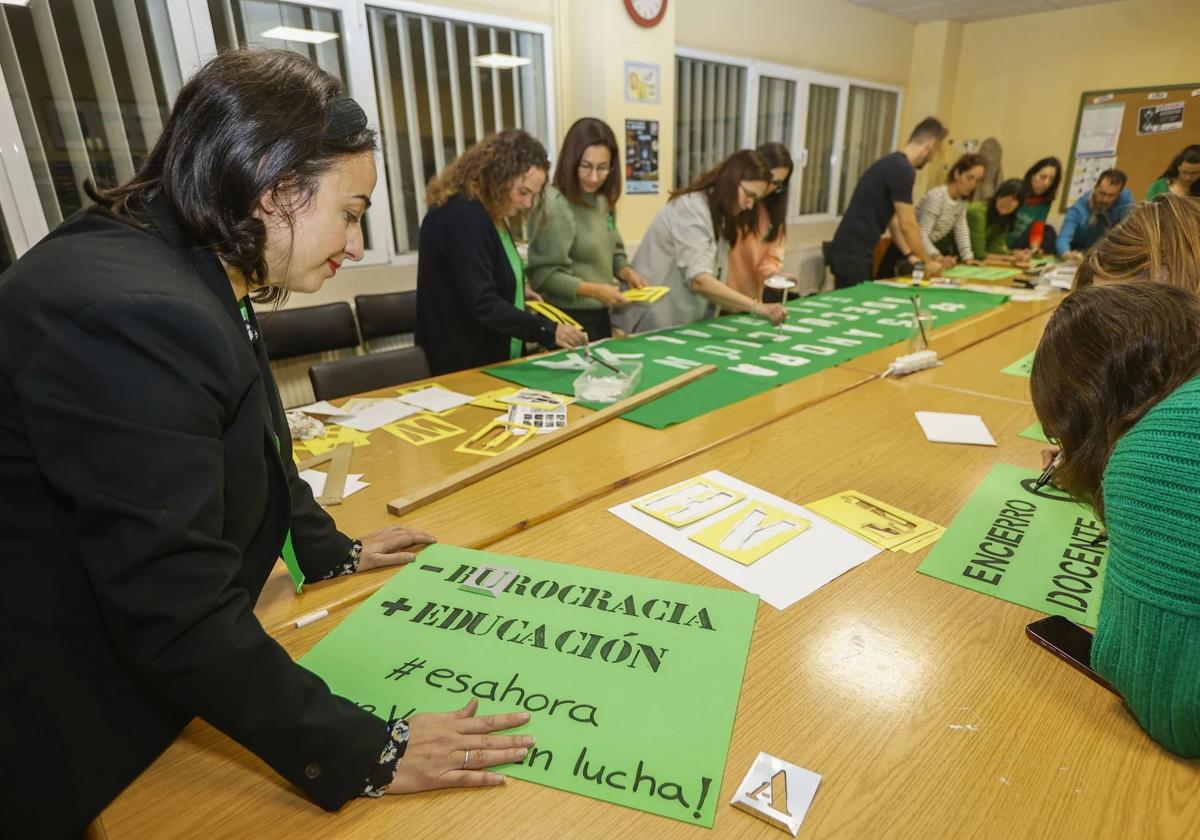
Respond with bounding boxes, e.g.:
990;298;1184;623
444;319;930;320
1062;82;1200;211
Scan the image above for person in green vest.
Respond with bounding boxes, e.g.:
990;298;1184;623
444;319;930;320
527;117;650;340
965;178;1031;259
1146;144;1200;199
1008;156;1062;252
416;129;587;375
1031;281;1200;759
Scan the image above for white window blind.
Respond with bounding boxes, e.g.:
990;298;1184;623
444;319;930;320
675;55;745;188
0;0;179;227
838;84;899;214
207;0;346;81
799;84;839;215
755;75;794;147
366;6;548;255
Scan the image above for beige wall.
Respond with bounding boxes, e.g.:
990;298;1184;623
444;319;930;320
948;0;1200;212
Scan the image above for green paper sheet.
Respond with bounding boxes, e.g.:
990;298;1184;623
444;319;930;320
487;283;1005;429
1020;421;1050;443
1001;351;1035;377
300;544;758;827
917;463;1108;627
941;264;1023;281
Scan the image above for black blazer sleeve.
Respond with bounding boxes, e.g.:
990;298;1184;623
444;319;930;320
15;292;383;810
448;204;557;346
281;423;354;580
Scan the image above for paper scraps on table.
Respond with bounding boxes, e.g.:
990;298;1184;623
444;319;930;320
498;388;575;408
622;285;671;304
294;400;355;418
805;490;945;554
397;385;475;414
504;403;567;435
299;470;368;501
382;414;465;446
470;386;522;410
914;411;997;446
292;425;372;455
612;470;880;610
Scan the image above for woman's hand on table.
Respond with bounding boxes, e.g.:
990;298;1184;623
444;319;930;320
387;699;533;793
554;323;588;349
751;302;787;325
356;525;437;572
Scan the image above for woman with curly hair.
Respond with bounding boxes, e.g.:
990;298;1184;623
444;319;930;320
416;129;587;374
1031;282;1200;758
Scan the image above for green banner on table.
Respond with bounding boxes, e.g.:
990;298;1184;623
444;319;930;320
486;283;1006;429
300;544;758;827
917;463;1108;627
1001;351;1035;377
941;264;1023;281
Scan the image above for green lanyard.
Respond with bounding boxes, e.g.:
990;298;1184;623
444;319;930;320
497;225;526;360
240;299;305;593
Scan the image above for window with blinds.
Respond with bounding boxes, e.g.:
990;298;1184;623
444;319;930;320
367;7;549;254
675;55;745;188
0;0;178;228
208;0;346;82
799;84;839;215
838;85;899;214
755;76;795;148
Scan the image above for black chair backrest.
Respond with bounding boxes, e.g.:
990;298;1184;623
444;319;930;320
308;346;431;402
355;291;417;343
258;302;359;361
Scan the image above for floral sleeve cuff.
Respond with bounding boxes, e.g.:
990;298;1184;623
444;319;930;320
361;718;410;797
317;539;362;582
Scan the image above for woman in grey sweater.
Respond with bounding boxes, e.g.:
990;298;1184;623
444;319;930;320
613;150;787;334
527;118;649;340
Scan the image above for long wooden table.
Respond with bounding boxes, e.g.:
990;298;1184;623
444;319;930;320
254;297;1059;638
102;372;1199;838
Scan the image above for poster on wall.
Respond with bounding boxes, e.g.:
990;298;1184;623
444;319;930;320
624;61;660;104
1067;154;1118;206
625;119;660;195
1137;101;1184;135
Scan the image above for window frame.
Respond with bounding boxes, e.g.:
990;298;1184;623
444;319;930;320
674;46;903;227
0;0;555;269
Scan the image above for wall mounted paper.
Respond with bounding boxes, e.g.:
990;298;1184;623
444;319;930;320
915;411;997;446
917;463;1108;626
300;544;758;827
612;471;880;610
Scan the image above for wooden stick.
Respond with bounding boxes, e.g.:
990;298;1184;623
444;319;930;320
296;443;353;506
386;364;717;518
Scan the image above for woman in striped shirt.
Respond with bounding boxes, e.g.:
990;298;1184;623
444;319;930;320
878;153;986;277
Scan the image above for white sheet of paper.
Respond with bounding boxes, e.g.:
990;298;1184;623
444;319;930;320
295;400;354;418
397;386;475;413
337;399;422;431
299;470;368;499
914;411;997;446
609;470;880;610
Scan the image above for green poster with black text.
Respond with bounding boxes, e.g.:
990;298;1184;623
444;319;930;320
918;463;1108;626
300;544;758;827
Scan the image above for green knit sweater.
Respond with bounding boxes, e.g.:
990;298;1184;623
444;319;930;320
1093;374;1200;758
965;201;1010;257
526;186;630;310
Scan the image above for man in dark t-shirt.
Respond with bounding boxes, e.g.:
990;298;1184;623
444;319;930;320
829;117;949;287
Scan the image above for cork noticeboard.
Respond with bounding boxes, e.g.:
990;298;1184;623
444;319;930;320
1062;83;1200;211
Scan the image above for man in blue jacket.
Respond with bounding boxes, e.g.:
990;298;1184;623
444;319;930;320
1058;169;1134;260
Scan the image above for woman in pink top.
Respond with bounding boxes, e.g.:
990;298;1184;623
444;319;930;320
727;142;793;300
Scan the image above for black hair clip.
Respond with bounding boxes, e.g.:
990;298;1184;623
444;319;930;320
324;96;368;142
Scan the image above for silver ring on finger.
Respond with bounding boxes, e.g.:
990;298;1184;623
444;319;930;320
462;749;470;769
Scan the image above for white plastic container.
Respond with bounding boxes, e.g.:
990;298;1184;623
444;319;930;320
572;360;643;404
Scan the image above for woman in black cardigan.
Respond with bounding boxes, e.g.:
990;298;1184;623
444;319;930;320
0;49;532;838
416;129;587;375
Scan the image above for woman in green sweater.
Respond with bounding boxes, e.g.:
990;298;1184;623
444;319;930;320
1031;281;1200;759
527;118;649;339
1146;144;1200;199
965;178;1030;259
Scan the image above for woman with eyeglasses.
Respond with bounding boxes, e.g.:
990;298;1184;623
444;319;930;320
527;118;650;340
612;149;787;333
727;142;794;301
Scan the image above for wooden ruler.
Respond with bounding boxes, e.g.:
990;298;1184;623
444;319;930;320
386;364;716;518
297;443;353;506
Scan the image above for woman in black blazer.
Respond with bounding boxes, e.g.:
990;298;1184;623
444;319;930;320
415;129;587;375
0;49;532;838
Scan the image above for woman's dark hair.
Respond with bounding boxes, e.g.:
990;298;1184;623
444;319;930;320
987;178;1027;231
86;48;377;304
671;150;771;246
1021;156;1063;203
1030;282;1200;520
1159;144;1200;197
753;142;793;243
945;153;987;197
553;118;621;209
427;128;549;224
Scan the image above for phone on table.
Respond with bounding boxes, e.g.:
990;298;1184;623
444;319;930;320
1025;615;1117;695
